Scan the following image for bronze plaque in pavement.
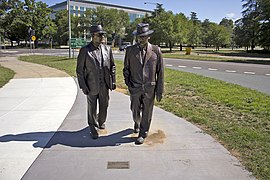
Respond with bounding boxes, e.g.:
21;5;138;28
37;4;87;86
107;161;130;169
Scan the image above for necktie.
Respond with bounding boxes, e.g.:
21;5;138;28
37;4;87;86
141;48;146;64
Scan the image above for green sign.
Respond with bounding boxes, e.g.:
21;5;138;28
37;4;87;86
70;38;87;48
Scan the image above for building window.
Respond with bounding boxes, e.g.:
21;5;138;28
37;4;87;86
128;13;137;22
75;6;79;16
80;7;85;16
138;14;144;18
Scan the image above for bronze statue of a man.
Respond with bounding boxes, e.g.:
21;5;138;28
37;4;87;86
76;25;116;139
123;23;164;144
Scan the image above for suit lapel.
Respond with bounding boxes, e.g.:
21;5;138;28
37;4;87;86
101;44;106;65
89;51;97;60
86;43;99;66
132;45;142;64
144;43;153;65
86;43;95;59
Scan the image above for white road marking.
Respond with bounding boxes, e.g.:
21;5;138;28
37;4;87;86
178;65;187;68
208;68;218;71
226;70;237;73
167;63;265;77
244;72;255;75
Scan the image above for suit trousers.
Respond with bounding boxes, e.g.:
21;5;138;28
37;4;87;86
87;82;109;128
130;90;155;138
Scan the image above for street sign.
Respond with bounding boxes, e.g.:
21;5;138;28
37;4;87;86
31;36;36;41
70;38;87;48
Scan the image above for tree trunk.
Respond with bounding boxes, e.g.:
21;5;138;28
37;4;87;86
180;44;182;51
251;40;255;51
35;40;38;48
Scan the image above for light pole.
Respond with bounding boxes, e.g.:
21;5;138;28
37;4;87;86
50;32;53;49
28;27;32;53
68;0;72;58
144;2;163;17
231;35;234;50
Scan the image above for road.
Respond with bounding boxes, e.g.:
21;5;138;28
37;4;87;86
1;48;270;95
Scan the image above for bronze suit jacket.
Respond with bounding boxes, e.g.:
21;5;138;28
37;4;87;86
76;42;116;95
123;43;164;96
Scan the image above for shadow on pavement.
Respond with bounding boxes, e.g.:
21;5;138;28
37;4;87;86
0;127;135;148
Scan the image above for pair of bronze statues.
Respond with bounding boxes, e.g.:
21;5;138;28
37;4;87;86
76;23;164;145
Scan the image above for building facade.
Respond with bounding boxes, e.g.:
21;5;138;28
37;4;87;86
49;0;152;22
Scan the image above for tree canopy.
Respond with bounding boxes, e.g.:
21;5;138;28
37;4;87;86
1;0;269;51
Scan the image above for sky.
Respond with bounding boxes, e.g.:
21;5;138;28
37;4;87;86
42;0;244;23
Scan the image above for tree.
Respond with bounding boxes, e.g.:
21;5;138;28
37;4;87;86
187;12;202;47
114;10;130;46
143;4;181;51
257;0;270;49
54;10;68;45
234;0;270;51
240;0;260;51
220;18;234;30
201;19;213;48
82;6;130;46
210;23;231;51
24;0;54;47
234;18;251;49
173;13;189;51
72;16;85;38
219;18;234;48
80;8;95;40
146;7;175;51
1;0;28;46
0;0;21;41
42;20;57;48
0;0;54;47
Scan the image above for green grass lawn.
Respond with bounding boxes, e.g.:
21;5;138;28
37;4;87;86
0;65;15;88
19;55;270;180
19;55;77;76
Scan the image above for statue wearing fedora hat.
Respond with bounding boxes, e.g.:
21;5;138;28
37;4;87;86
123;23;164;144
76;25;116;139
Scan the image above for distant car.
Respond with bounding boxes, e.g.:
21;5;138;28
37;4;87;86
119;45;129;51
119;42;131;51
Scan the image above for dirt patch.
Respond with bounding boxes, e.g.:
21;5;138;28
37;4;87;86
115;88;128;94
128;130;166;145
130;133;139;138
145;130;166;145
97;129;108;135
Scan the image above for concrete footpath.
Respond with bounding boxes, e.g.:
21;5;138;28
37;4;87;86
0;56;255;180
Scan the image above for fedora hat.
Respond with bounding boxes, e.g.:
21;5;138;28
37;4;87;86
90;25;106;34
133;23;154;36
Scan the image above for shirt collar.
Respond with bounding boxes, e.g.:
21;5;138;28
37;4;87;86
90;42;101;50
